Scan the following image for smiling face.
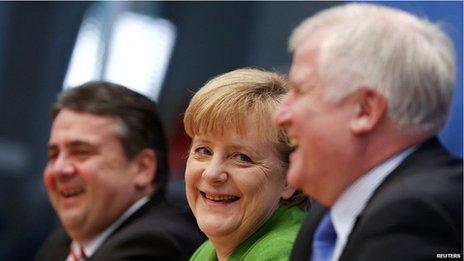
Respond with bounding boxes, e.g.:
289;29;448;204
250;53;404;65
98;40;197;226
185;117;291;252
274;38;357;205
43;109;142;242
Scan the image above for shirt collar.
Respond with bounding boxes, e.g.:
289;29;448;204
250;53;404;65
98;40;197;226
72;196;149;257
330;146;416;261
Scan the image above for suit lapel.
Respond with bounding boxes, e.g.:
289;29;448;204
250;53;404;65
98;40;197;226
340;137;447;259
58;229;73;261
89;192;165;259
37;226;72;261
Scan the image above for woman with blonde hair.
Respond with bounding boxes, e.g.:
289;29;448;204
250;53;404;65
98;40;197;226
184;68;307;260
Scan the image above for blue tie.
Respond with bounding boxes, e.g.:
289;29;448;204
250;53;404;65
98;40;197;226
311;212;337;261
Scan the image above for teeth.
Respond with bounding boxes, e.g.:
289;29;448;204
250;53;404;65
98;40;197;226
61;188;84;197
204;193;238;201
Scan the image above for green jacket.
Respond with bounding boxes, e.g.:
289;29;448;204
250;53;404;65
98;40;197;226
190;205;305;261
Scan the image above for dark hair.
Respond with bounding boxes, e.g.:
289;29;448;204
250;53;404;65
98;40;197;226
52;81;169;194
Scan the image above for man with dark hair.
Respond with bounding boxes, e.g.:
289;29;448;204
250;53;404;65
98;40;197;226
36;81;203;260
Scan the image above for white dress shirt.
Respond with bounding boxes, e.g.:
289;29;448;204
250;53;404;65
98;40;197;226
330;146;416;261
68;196;149;259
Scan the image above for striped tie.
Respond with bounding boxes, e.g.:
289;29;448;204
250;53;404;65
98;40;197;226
67;245;87;261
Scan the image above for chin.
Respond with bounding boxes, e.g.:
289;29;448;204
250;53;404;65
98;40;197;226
60;210;84;228
198;219;236;239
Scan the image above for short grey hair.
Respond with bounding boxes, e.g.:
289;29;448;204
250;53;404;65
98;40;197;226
289;3;456;133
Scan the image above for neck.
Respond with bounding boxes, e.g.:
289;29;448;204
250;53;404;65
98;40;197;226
361;128;431;173
217;251;231;261
321;128;431;206
213;240;235;261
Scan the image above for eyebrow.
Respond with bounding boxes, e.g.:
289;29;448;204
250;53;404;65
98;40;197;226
47;140;95;150
192;137;267;157
229;142;269;159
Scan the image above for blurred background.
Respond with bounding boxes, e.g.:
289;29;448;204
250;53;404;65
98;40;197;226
0;2;461;260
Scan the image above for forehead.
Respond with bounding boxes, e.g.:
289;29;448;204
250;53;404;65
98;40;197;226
50;109;122;144
197;114;276;148
289;36;322;86
198;104;277;136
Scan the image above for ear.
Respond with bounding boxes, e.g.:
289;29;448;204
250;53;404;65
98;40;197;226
281;180;297;200
350;88;387;135
132;149;157;190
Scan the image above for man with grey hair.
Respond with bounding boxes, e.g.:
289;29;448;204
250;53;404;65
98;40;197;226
274;3;462;261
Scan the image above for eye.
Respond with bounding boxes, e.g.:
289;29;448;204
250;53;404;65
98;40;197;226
193;146;212;157
47;149;58;161
232;153;253;163
73;149;90;156
70;146;94;160
291;83;315;97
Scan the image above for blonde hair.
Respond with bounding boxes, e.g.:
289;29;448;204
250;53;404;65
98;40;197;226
184;68;291;162
184;68;308;208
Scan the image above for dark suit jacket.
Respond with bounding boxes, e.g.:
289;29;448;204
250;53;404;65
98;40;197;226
35;192;204;261
291;138;463;260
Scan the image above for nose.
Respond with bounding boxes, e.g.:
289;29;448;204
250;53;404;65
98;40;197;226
51;155;77;179
202;158;227;184
274;96;292;127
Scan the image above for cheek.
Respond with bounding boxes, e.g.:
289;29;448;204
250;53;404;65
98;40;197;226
76;164;95;184
241;171;281;201
98;155;125;173
43;167;56;190
266;175;286;198
184;160;202;199
290;106;310;131
185;160;199;184
240;174;284;221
